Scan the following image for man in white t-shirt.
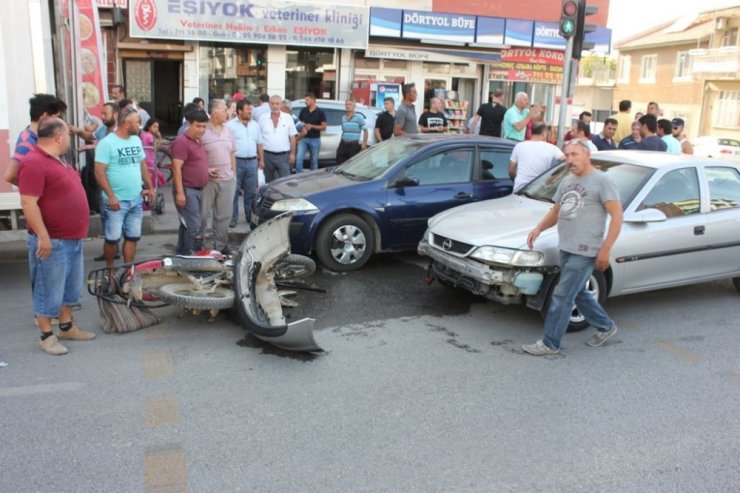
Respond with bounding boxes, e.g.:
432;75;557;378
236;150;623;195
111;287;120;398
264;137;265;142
508;123;564;192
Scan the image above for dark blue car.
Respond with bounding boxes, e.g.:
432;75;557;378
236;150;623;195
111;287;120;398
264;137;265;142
252;134;515;271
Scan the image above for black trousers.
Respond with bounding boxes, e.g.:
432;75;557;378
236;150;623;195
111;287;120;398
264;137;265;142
336;140;361;165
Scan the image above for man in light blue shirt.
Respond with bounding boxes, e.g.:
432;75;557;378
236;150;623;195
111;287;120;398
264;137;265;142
227;99;264;228
503;92;536;142
658;118;681;154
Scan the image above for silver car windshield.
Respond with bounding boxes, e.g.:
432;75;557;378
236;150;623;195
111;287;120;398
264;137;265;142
334;139;424;181
518;160;654;206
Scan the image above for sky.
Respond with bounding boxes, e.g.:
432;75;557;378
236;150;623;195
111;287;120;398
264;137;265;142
607;0;740;44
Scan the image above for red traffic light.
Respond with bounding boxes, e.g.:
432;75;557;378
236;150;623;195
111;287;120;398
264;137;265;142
563;0;578;16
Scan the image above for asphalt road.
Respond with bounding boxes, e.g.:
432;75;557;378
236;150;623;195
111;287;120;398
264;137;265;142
1;236;739;492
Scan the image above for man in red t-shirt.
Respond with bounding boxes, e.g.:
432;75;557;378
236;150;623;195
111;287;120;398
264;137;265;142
171;109;210;255
19;117;96;356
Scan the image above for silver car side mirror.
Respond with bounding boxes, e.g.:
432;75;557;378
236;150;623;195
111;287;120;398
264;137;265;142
624;208;668;223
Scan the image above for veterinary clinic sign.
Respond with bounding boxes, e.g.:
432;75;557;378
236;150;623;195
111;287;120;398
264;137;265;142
129;0;369;49
489;48;565;84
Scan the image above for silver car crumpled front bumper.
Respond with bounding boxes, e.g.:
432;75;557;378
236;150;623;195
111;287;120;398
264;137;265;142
418;238;548;306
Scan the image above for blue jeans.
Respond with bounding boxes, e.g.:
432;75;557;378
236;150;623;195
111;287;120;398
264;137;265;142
296;137;321;172
103;195;143;243
28;235;84;318
543;251;614;350
232;157;258;223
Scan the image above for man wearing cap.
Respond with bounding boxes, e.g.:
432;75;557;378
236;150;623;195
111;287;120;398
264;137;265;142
671;118;694;154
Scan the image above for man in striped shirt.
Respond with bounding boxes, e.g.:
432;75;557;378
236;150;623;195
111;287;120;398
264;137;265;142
4;94;67;186
336;99;368;165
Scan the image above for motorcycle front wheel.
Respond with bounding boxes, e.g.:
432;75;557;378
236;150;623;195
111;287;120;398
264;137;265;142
156;283;235;310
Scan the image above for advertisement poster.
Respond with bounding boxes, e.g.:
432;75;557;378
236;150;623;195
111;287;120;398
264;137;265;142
489;48;565;84
376;82;400;108
130;0;370;50
76;0;108;118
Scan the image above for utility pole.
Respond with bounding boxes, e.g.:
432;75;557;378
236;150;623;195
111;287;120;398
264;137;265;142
557;36;574;147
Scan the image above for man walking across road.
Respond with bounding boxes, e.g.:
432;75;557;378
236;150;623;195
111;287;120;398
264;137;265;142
171;109;209;255
508;123;564;193
522;139;622;356
228;99;263;228
591;118;618;151
394;83;419;136
19;117;96;355
258;95;297;182
95;107;155;266
374;97;396;142
418;97;448;133
336;99;368;164
296;92;327;172
200;99;236;254
503;92;537;142
612;100;633;145
470;88;506;138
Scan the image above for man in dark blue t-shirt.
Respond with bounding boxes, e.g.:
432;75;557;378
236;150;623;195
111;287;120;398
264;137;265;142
592;118;618;151
637;114;667;151
296;92;327;172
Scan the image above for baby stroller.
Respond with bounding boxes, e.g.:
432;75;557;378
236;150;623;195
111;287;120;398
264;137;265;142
143;143;166;215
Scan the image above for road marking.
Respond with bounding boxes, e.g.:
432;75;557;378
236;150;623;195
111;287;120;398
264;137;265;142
0;381;85;398
145;392;181;428
143;350;175;380
652;340;703;362
721;372;740;386
144;445;188;493
145;326;172;341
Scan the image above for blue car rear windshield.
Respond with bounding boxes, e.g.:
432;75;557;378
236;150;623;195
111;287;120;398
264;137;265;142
336;139;425;180
519;160;654;207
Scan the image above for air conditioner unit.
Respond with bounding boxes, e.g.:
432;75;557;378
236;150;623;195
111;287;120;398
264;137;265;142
715;17;728;30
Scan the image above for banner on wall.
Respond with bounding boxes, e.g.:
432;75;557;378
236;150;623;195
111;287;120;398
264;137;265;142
129;0;370;50
489;48;565;84
75;0;108;118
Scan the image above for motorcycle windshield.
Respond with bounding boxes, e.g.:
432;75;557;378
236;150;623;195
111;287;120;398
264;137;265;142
233;212;322;352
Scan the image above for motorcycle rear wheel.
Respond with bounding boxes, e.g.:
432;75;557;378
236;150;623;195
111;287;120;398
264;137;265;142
156;283;235;310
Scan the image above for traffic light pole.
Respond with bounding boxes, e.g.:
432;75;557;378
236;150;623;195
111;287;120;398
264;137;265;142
556;35;575;147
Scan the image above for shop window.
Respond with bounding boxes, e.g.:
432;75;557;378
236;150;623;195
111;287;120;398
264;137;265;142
199;44;267;101
355;57;380;69
383;60;408;70
286;49;336;101
124;60;152;102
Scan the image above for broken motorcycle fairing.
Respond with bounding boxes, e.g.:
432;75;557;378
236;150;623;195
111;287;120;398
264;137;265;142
233;212;321;352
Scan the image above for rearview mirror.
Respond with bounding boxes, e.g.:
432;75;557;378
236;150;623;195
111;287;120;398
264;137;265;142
393;176;420;187
624;208;667;223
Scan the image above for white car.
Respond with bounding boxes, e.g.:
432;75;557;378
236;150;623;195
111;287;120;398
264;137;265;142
418;151;740;330
693;136;740;163
291;99;382;166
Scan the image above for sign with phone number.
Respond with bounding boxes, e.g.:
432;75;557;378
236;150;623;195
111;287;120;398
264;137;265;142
129;0;368;49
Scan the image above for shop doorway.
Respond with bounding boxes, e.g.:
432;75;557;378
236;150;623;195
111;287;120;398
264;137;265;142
153;60;182;136
286;49;336;101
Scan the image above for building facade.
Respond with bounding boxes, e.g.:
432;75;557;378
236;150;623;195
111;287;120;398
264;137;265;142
614;5;740;139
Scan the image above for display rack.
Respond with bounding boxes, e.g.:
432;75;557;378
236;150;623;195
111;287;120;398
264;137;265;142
444;98;469;134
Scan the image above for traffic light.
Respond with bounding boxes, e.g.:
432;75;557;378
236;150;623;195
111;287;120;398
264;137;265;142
559;0;578;38
572;0;598;59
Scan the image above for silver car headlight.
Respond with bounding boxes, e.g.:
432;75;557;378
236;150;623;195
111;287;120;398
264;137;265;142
270;198;319;213
471;246;544;267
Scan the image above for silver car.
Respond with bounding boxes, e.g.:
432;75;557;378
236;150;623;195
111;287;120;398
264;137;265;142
418;151;740;330
291;99;382;167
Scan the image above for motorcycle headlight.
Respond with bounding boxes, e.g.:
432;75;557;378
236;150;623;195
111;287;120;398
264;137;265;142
471;246;544;267
270;198;319;213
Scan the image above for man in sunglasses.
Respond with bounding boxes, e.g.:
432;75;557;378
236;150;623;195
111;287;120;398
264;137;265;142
670;118;694;155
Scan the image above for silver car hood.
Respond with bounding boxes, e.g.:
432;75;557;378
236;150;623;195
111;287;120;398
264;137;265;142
428;195;554;249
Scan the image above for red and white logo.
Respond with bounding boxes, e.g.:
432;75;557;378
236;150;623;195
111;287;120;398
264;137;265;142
134;0;157;32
